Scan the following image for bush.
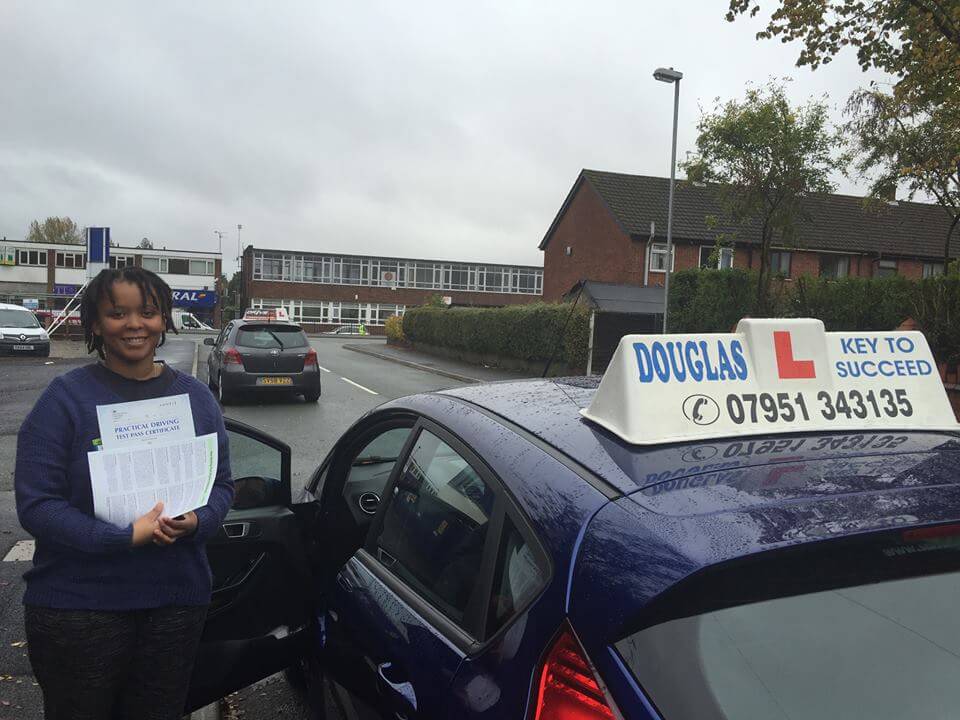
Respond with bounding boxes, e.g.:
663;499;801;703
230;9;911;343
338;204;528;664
670;269;960;364
402;302;590;371
384;314;405;342
668;268;758;332
789;275;914;331
912;274;960;365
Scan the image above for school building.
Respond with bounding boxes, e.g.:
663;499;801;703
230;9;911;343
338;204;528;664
240;246;543;332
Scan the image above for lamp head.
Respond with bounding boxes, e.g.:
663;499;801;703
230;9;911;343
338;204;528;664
653;67;683;83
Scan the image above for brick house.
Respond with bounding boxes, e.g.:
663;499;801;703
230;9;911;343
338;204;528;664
541;169;959;301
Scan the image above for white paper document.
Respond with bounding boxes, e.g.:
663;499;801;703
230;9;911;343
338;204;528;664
88;433;219;527
96;394;195;450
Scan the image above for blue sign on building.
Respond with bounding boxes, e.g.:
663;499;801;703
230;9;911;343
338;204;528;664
172;289;218;308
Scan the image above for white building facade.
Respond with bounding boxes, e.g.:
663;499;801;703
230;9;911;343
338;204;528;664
0;240;222;324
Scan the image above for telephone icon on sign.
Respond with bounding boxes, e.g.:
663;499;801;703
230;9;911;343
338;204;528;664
682;394;720;426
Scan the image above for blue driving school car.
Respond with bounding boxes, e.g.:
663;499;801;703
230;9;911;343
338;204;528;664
187;320;960;719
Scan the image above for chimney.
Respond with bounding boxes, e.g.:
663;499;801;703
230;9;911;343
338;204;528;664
881;184;898;205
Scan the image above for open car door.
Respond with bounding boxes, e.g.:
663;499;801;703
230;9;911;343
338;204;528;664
185;418;313;712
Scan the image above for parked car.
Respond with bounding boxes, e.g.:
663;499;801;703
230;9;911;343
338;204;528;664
204;319;321;404
0;303;50;357
324;324;367;336
184;375;960;718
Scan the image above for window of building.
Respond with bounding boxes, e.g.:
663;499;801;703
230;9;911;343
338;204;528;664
141;256;169;273
876;259;898;278
373;429;495;626
923;262;945;279
54;251;86;269
649;243;674;273
769;251;792;277
189;259;215;275
699;246;734;270
819;255;850;279
18;250;48;266
249;251;542;295
109;255;135;269
166;258;189;275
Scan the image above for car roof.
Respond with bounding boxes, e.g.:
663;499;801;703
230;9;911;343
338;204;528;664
0;303;32;311
441;377;960;511
442;378;960;630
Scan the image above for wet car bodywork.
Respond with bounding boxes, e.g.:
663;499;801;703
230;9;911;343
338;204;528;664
191;376;960;718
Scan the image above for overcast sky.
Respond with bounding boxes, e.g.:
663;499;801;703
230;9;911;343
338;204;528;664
0;1;887;273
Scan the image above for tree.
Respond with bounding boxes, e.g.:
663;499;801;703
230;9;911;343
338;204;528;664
847;86;960;267
682;82;847;313
137;237;154;249
726;1;960;106
26;217;82;245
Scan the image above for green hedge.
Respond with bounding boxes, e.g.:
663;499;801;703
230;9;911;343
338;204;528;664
669;268;960;364
402;303;590;371
913;275;960;364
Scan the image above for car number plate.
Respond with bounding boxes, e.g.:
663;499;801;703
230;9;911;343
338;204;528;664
257;377;292;385
12;345;34;351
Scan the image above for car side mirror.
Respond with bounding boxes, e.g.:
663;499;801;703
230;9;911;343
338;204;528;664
203;337;216;346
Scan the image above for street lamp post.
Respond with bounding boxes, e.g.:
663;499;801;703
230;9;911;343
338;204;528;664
653;66;682;333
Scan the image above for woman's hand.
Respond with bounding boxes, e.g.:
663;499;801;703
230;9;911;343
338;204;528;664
131;502;165;547
152;512;199;546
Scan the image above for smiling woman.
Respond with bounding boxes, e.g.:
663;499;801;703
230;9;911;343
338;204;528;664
15;267;235;720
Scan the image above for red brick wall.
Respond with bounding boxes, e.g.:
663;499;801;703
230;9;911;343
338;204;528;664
898;259;923;280
646;242;700;287
790;250;820;278
542;182;643;300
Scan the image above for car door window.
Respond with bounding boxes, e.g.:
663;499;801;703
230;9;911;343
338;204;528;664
486;515;547;636
373;429;494;626
342;426;413;519
228;427;285;509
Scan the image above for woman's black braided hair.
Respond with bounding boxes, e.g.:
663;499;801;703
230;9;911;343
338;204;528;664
80;267;177;359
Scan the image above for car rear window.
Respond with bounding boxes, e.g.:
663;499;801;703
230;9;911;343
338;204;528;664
0;309;40;328
236;325;308;349
614;526;960;719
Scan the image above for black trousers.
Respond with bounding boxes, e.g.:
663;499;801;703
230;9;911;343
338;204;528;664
24;605;208;720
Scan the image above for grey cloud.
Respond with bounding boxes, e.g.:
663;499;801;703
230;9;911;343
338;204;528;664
1;1;888;271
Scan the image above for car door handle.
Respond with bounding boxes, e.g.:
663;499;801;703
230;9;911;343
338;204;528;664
336;570;356;593
377;662;417;716
222;522;250;538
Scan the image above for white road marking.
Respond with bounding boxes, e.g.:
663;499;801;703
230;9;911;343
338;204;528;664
191;341;199;377
317;365;331;373
341;377;378;395
3;540;35;562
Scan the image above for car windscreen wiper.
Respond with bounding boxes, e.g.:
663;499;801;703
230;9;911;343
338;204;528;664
265;330;285;350
352;455;399;466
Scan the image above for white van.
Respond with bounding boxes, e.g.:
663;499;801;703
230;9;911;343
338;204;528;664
173;309;214;332
0;302;50;357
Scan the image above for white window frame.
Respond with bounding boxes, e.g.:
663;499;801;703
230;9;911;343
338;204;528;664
649;243;674;273
699;246;734;270
18;249;48;266
923;262;945;279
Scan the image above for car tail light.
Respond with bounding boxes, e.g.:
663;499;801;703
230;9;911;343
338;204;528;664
223;348;244;366
533;624;617;720
304;348;319;369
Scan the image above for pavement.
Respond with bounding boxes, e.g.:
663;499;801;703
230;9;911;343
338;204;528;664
0;334;521;719
342;340;528;384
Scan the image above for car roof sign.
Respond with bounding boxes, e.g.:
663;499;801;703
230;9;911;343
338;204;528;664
581;318;959;445
242;308;290;323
